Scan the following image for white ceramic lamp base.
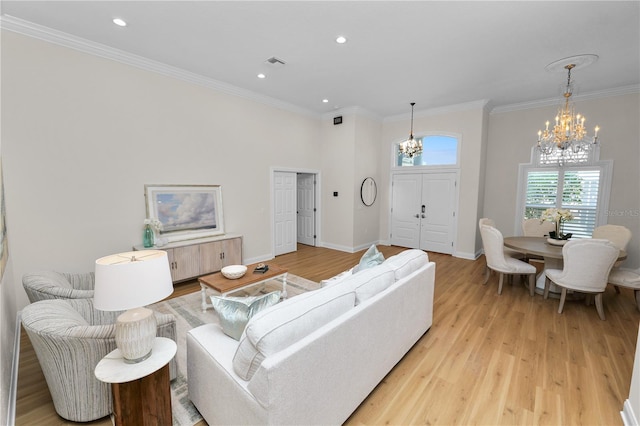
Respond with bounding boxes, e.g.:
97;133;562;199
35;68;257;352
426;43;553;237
115;307;157;364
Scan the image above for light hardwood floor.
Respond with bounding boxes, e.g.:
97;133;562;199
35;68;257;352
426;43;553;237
15;245;640;425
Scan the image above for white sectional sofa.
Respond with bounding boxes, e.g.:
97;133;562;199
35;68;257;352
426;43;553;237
187;249;435;425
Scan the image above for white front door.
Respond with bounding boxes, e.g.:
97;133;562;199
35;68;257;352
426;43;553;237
420;173;456;253
274;171;297;255
391;172;456;254
296;173;316;246
391;174;421;249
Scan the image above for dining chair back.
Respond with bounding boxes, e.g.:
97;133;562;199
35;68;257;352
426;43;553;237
592;224;632;251
544;239;619;320
479;224;536;295
522;218;556;237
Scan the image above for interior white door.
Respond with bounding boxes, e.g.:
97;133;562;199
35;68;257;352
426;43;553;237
420;173;456;254
274;172;297;255
296;173;316;246
390;174;421;249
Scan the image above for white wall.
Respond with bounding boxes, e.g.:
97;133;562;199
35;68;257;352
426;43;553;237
353;113;382;250
2;31;322;310
485;92;640;269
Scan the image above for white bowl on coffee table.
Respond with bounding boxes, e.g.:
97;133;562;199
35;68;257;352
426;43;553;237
221;265;247;279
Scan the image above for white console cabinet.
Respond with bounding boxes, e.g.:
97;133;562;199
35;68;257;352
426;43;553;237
134;234;242;283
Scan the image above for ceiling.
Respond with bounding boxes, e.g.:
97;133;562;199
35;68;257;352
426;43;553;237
2;1;639;118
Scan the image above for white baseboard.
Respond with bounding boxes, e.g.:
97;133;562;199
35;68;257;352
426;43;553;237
453;250;479;260
621;399;638;426
318;242;356;253
7;311;21;426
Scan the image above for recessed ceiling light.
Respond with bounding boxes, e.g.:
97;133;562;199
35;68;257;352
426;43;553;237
322;99;329;103
257;73;266;79
113;18;127;27
336;36;347;44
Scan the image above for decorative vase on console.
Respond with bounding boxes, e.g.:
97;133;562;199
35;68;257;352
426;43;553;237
540;208;574;246
142;218;163;248
142;224;154;248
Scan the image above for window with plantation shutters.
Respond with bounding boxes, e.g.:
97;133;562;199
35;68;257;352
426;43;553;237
515;148;612;238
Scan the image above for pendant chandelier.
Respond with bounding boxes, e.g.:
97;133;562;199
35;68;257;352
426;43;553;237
536;59;600;165
399;102;422;158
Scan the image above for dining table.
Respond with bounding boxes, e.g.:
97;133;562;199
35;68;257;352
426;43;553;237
503;236;627;297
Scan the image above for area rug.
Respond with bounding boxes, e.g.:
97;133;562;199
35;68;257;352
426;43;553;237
149;273;320;426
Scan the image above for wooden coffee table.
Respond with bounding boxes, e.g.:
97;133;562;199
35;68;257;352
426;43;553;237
198;262;288;312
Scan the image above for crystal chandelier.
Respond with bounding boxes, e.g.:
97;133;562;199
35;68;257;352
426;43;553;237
536;63;600;165
399;102;422;158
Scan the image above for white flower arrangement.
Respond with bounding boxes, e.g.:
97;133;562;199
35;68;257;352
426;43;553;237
540;208;574;239
143;218;163;232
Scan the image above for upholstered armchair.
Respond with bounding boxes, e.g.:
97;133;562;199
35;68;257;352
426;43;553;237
22;271;95;302
21;298;177;422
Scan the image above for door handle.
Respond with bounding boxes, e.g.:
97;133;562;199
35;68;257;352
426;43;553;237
415;214;420;218
421;214;426;218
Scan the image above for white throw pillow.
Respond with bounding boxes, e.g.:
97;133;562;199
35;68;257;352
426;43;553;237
384;249;429;281
210;291;281;340
233;284;355;381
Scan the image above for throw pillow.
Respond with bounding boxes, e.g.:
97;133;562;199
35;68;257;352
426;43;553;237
210;291;281;340
353;244;385;273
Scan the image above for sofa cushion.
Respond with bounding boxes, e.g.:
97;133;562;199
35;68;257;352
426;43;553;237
233;284;356;381
353;245;384;273
320;268;353;288
346;264;395;304
384;249;429;281
210;291;281;340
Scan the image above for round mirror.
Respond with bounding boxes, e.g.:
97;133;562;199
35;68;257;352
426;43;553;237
360;177;377;206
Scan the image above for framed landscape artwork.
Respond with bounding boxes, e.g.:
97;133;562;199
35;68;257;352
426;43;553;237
145;184;225;243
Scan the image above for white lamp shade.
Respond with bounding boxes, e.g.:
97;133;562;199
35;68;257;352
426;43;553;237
94;250;173;311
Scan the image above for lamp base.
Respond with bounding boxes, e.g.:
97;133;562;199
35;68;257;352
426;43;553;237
115;307;157;364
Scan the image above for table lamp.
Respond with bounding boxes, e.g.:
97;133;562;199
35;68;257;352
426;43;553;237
94;250;173;363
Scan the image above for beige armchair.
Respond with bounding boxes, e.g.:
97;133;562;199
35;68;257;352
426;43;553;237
22;271;95;302
479;224;537;295
544;239;619;320
21;298;177;422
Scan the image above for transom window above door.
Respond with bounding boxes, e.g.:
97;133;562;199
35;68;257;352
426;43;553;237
395;135;459;167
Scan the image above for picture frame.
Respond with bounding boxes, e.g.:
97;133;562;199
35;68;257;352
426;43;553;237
144;184;225;243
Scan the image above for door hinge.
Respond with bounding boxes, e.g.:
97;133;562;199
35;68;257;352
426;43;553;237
453;211;455;217
314;235;317;239
313;208;317;212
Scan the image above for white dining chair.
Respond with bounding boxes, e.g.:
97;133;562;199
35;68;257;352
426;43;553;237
607;267;640;311
544;239;619;320
592;224;632;253
479;224;537;296
522;218;556;237
479;218;526;279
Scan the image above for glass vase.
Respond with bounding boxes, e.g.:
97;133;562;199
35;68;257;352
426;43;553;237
143;225;154;248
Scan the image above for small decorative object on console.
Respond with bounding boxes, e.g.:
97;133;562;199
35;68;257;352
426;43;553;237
221;265;247;280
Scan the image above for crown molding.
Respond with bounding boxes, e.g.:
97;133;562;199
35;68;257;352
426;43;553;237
490;84;640;114
0;15;318;119
384;99;490;123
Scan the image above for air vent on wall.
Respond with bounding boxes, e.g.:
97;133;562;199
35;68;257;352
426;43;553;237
265;56;286;66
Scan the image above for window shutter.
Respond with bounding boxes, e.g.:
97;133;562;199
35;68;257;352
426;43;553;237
524;171;559;219
561;169;600;238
